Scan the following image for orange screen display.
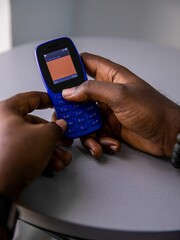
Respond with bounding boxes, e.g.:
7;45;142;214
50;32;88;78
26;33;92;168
47;55;77;83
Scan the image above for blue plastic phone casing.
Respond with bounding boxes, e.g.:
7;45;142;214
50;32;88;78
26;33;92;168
35;37;102;139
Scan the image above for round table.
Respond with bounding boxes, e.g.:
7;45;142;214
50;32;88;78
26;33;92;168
0;37;180;240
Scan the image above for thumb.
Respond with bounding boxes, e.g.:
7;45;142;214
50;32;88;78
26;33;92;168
62;80;127;110
42;119;67;142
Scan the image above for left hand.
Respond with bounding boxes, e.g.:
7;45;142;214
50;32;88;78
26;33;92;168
62;53;180;159
0;92;72;200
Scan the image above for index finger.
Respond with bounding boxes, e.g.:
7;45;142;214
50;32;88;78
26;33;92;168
5;91;51;115
81;52;139;84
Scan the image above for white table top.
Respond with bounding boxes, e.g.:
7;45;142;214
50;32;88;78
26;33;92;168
0;37;180;240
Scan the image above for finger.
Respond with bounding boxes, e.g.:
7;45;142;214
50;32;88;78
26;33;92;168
81;52;138;84
83;123;121;155
99;105;122;139
26;115;70;145
41;119;67;143
56;137;74;147
97;124;121;153
51;111;74;146
51;111;57;122
51;147;72;171
62;80;127;111
81;131;120;157
25;114;48;124
6;91;51;115
81;134;103;159
98;137;121;153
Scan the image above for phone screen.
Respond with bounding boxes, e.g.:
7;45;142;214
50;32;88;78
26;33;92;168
44;48;78;85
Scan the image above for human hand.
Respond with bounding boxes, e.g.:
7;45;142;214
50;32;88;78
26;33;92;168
0;92;72;200
62;53;180;159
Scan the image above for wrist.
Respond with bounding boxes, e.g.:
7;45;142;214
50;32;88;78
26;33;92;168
163;103;180;157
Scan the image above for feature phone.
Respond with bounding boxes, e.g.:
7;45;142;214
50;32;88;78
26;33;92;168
35;37;102;138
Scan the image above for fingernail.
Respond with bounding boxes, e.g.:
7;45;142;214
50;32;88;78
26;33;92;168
62;87;75;98
110;145;119;152
89;149;95;157
56;119;67;131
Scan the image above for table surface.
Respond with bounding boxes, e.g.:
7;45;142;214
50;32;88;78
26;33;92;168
0;37;180;240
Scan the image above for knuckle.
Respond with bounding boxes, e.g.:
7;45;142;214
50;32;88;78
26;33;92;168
80;80;97;99
83;80;96;91
106;64;120;83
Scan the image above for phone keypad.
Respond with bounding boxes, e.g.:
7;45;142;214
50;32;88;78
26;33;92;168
53;94;101;138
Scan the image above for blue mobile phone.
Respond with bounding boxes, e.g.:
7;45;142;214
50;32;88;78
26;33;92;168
35;37;102;139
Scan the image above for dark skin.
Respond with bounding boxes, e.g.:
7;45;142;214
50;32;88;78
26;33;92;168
0;91;72;201
1;53;180;239
1;54;179;199
0;92;72;239
63;53;180;158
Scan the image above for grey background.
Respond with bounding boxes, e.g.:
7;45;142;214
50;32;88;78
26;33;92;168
7;1;180;238
11;0;180;49
0;37;179;239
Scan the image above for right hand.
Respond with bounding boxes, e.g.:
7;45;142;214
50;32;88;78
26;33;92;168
62;53;180;158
